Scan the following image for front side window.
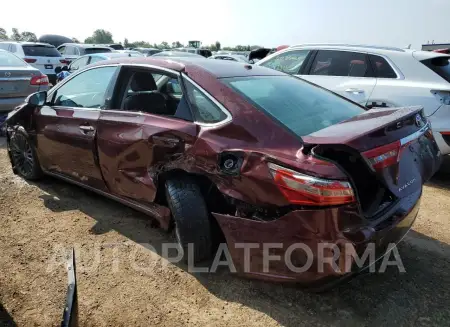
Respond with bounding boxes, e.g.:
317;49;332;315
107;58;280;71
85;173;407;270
222;75;365;136
58;46;65;55
184;78;228;124
65;46;75;55
53;66;117;109
260;50;310;74
69;56;89;72
310;50;370;77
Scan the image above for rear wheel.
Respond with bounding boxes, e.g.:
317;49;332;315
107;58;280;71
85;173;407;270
165;177;213;263
8;127;43;180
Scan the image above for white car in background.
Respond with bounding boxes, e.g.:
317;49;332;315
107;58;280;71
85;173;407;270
0;41;64;85
256;44;450;155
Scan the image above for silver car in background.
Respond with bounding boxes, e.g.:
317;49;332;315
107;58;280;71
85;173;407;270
0;49;49;113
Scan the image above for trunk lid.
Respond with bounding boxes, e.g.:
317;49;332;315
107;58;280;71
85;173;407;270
0;67;38;97
304;106;441;218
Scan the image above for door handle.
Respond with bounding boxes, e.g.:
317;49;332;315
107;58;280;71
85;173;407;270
79;125;95;132
345;88;364;94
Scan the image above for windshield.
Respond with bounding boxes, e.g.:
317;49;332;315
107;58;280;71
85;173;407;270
222;76;365;136
0;51;27;67
85;48;112;54
421;56;450;83
22;45;61;57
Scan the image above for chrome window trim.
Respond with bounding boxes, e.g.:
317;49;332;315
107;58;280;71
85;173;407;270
181;73;232;127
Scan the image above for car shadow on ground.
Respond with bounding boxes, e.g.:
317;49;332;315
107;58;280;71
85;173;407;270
0;303;17;327
32;176;450;326
426;155;450;190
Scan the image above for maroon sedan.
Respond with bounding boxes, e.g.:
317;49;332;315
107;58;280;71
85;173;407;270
5;57;441;288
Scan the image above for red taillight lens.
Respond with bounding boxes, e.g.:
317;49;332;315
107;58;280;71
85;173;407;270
363;140;400;170
30;74;49;86
268;163;355;206
24;58;37;63
60;59;69;64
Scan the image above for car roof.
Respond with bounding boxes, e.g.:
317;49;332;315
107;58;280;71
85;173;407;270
91;56;285;78
0;41;54;47
59;43;112;49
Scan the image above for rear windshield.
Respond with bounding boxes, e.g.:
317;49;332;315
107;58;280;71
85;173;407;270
85;48;112;54
22;45;61;57
222;76;365;136
0;51;27;67
421;56;450;83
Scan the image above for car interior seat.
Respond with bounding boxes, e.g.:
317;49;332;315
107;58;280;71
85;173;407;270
123;72;170;114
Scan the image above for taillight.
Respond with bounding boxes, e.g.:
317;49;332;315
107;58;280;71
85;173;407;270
30;74;49;86
268;163;355;206
60;59;69;64
24;58;37;63
363;140;400;170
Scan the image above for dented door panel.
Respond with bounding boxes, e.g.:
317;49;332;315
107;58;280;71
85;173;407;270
97;110;198;202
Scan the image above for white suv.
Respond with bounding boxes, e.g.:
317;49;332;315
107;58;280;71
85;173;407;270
256;44;450;155
0;41;64;85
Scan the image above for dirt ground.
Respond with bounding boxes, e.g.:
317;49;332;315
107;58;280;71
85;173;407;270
0;136;450;327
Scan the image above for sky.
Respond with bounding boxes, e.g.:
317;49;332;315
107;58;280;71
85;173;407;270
2;0;449;50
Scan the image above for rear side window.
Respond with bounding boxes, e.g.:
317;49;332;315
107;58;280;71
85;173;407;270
260;50;310;74
65;46;77;55
85;48;112;54
421;56;450;83
369;55;397;78
0;51;27;67
310;50;371;77
22;45;61;57
183;78;228;124
222;76;365;136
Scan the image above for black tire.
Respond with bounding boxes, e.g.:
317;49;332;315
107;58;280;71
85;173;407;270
165;177;213;263
8;127;43;180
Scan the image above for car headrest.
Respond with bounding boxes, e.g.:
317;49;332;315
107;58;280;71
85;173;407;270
130;72;157;92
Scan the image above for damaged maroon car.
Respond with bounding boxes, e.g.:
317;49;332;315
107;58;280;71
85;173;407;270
5;57;441;288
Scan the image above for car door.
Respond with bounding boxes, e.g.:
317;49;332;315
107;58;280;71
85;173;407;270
300;50;376;106
96;66;199;203
35;65;119;191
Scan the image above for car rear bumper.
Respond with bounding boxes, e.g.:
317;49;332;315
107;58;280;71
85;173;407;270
213;188;421;287
0;97;26;112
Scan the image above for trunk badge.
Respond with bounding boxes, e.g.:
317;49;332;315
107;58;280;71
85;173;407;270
415;114;423;127
399;178;416;192
4;72;11;77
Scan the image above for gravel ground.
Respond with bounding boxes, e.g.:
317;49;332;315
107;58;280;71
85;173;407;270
0;136;450;327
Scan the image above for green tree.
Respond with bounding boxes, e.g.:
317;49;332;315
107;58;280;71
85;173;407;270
84;29;114;44
11;28;21;41
215;41;221;51
171;41;183;49
20;31;37;42
124;38;129;48
159;41;169;49
72;37;80;43
0;28;8;40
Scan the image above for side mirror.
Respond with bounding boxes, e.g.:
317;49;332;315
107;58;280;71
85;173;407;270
26;91;47;107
